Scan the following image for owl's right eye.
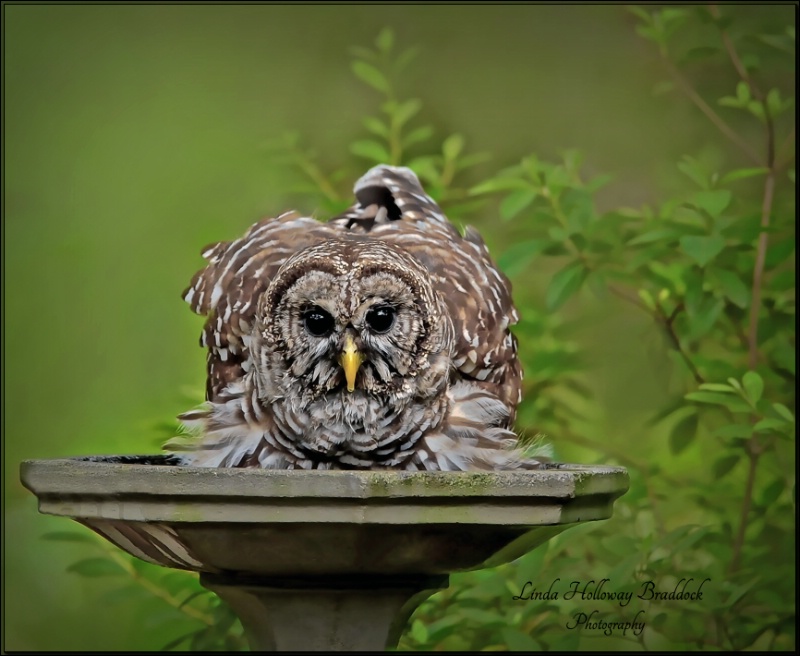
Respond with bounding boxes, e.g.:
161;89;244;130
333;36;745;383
302;306;335;337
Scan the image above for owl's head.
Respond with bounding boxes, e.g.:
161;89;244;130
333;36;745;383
253;238;453;406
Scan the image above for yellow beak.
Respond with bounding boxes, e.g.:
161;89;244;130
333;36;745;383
338;334;364;393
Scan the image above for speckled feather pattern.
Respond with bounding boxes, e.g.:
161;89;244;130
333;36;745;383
169;165;544;471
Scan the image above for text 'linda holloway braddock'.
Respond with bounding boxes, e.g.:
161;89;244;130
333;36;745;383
512;577;711;607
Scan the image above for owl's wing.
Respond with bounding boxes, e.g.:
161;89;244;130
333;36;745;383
183;211;339;402
330;166;523;420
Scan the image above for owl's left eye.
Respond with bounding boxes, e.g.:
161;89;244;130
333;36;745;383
303;306;335;337
365;305;396;334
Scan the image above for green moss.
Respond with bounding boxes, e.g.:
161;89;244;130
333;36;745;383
365;472;501;497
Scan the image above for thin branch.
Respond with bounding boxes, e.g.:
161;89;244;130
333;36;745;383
729;447;761;574
709;3;779;576
747;171;777;370
656;302;705;385
775;126;796;172
723;302;751;352
710;4;763;98
607;285;704;384
608;283;650;313
662;57;762;166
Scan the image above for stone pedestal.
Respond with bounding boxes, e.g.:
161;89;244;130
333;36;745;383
21;456;628;651
202;573;448;651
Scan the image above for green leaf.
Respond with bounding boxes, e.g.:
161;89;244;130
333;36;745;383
455;151;492;171
685;391;751;413
715;424;753;439
442;133;465;161
469;177;530;195
586;173;614;191
497;240;550;277
406;156;440;183
767;89;791;118
740;53;760;72
100;585;152;605
692;190;732;217
349;46;377;62
652;80;675;96
638;288;656;310
351;61;390;94
546;261;588;311
393;98;422;127
747;100;766;122
394;46;420;73
772;403;794;423
680;235;726;267
42;531;95;543
410;619;428;644
500;189;537;221
720;167;769;185
660;8;689;24
757;33;794;53
753;418;788;433
375;27;394;53
711;268;750;308
627;228;680;246
718;95;744;109
765;237;796;268
627;6;653;23
713;454;741;480
349;140;391;164
362;116;389;138
678;156;710;189
760;479;785;505
160;632;196;652
698;383;736;392
160;571;198;596
645;397;692;426
742;371;764;405
561;188;594;231
500;628;541;651
669;411;698;455
402;125;434;148
179;590;208;609
736;81;751;104
67;558;126;577
726;377;743;392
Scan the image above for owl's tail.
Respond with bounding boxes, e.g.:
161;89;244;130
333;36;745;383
330;164;449;230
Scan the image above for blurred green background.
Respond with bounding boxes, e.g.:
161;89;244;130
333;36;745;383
4;4;794;651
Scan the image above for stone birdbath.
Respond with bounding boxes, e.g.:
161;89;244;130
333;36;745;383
20;455;628;651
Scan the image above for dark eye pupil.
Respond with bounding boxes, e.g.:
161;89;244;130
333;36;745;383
303;307;334;337
366;306;395;334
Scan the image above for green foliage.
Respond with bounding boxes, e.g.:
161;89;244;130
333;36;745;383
45;529;248;651
49;7;794;651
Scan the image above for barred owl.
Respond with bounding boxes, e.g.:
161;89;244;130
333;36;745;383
168;165;548;471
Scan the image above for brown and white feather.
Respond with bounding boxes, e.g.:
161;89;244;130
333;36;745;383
170;165;543;471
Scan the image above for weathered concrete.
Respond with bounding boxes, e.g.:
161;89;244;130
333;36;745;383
21;455;629;650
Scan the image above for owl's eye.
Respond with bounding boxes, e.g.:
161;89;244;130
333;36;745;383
365;305;396;334
303;306;335;337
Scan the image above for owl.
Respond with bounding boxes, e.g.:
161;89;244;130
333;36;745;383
168;165;548;471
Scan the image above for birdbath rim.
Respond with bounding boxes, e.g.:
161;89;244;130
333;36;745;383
20;455;629;523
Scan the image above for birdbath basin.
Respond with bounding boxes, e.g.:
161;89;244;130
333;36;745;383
20;455;628;651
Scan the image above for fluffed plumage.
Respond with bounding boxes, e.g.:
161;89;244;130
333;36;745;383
167;165;548;471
